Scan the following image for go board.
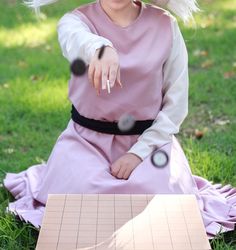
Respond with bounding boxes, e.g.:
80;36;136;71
36;194;211;250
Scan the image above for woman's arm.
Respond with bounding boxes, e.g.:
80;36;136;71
57;12;114;64
128;17;189;160
57;12;122;93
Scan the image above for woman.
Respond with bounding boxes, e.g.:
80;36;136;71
4;0;236;238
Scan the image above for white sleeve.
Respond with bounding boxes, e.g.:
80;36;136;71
57;12;114;64
128;18;189;160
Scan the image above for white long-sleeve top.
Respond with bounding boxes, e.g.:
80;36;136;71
57;12;188;160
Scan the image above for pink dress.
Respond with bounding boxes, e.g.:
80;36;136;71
4;1;236;238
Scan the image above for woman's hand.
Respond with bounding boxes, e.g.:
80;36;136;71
88;46;122;95
110;153;142;180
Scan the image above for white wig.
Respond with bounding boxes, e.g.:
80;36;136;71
151;0;199;22
24;0;199;22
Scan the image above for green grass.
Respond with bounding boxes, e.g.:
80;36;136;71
0;0;236;249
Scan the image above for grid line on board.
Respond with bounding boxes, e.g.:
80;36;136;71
36;194;211;250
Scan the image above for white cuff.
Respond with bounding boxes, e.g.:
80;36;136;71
127;141;154;160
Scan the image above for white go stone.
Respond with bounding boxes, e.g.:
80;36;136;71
151;150;168;168
118;114;136;132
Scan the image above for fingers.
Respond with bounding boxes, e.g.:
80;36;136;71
91;64;120;94
88;62;95;86
111;163;121;178
89;46;123;94
93;66;102;95
116;165;127;179
101;66;109;90
111;165;132;180
109;63;119;88
110;154;142;180
123;168;131;180
111;163;132;180
89;63;110;94
116;66;123;88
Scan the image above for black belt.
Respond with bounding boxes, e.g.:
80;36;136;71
71;105;154;135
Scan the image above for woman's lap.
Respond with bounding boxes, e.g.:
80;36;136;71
3;120;236;235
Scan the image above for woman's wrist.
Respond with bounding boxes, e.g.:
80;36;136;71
96;45;117;54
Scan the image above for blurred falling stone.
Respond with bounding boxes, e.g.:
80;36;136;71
70;58;86;76
151;149;169;168
118;114;135;132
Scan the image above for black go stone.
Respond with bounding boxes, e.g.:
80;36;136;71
70;58;86;76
